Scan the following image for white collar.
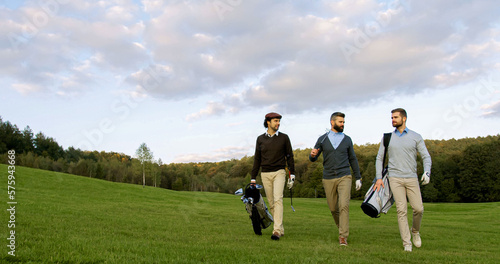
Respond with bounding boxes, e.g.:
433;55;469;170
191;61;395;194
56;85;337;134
266;131;279;137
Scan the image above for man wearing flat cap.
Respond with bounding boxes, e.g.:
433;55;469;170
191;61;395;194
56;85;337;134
251;112;295;240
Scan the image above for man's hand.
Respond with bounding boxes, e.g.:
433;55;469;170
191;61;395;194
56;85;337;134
250;179;256;186
355;179;362;191
287;174;296;189
310;148;320;158
372;179;385;192
421;172;430;185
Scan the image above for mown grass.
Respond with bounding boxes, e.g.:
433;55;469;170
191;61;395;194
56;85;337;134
1;164;499;263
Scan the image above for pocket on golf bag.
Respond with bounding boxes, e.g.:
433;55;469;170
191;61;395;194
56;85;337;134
361;176;393;218
254;197;273;229
243;184;273;229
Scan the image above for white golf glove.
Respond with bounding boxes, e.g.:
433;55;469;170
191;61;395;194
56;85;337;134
421;172;430;185
287;174;296;189
355;179;362;191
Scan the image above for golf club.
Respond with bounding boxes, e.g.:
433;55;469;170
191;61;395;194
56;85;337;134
234;188;244;196
287;171;295;212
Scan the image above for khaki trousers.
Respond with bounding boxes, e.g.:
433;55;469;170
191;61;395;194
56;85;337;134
322;175;352;238
261;169;286;235
389;177;424;247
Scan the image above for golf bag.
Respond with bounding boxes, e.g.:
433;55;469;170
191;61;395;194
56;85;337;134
361;133;394;218
361;169;394;218
235;184;273;235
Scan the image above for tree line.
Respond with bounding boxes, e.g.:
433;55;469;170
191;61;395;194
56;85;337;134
1;116;499;203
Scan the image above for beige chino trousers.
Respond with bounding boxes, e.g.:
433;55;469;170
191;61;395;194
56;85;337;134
260;170;286;235
389;177;424;247
261;169;286;235
322;175;352;238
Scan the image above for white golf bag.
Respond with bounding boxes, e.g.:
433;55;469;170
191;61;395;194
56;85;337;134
361;132;394;218
361;172;394;218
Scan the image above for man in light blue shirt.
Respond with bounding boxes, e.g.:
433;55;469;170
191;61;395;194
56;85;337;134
374;108;431;252
328;130;344;149
310;112;362;246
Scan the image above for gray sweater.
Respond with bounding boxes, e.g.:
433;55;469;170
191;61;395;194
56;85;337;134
309;133;361;180
375;129;432;179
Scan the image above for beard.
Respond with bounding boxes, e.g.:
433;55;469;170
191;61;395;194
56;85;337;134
334;124;344;132
392;121;403;128
269;124;279;132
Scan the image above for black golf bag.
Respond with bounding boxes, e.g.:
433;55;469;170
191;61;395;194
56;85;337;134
237;184;273;235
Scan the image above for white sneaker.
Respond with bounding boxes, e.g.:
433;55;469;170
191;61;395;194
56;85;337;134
412;232;422;248
404;245;412;252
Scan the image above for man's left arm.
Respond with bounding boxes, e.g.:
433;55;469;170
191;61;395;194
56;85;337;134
417;136;432;185
348;141;361;180
285;135;295;175
348;139;363;191
417;137;432;174
284;135;296;189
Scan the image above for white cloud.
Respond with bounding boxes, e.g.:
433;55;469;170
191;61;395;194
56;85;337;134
12;83;42;95
105;5;135;23
141;0;165;15
4;0;497;108
186;101;226;122
172;145;251;163
481;100;500;118
189;0;500;114
0;0;149;97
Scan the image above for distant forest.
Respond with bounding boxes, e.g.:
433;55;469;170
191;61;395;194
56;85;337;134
1;116;499;203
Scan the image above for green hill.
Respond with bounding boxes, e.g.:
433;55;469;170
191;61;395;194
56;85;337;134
1;165;499;263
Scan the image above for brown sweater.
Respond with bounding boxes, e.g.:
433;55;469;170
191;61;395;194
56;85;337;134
251;132;295;179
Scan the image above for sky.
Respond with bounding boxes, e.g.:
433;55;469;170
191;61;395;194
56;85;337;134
1;0;500;164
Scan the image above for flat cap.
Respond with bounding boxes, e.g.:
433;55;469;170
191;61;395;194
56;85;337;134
265;112;282;119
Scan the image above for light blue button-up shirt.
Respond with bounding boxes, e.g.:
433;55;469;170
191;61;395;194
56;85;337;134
395;127;409;137
328;131;345;149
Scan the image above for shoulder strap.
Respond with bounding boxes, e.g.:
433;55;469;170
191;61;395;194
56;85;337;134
383;132;391;149
381;133;392;178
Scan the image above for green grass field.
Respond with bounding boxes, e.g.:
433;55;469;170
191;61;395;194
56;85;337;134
1;164;499;263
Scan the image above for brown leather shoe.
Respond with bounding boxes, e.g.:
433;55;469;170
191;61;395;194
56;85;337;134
339;236;348;246
271;231;281;240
